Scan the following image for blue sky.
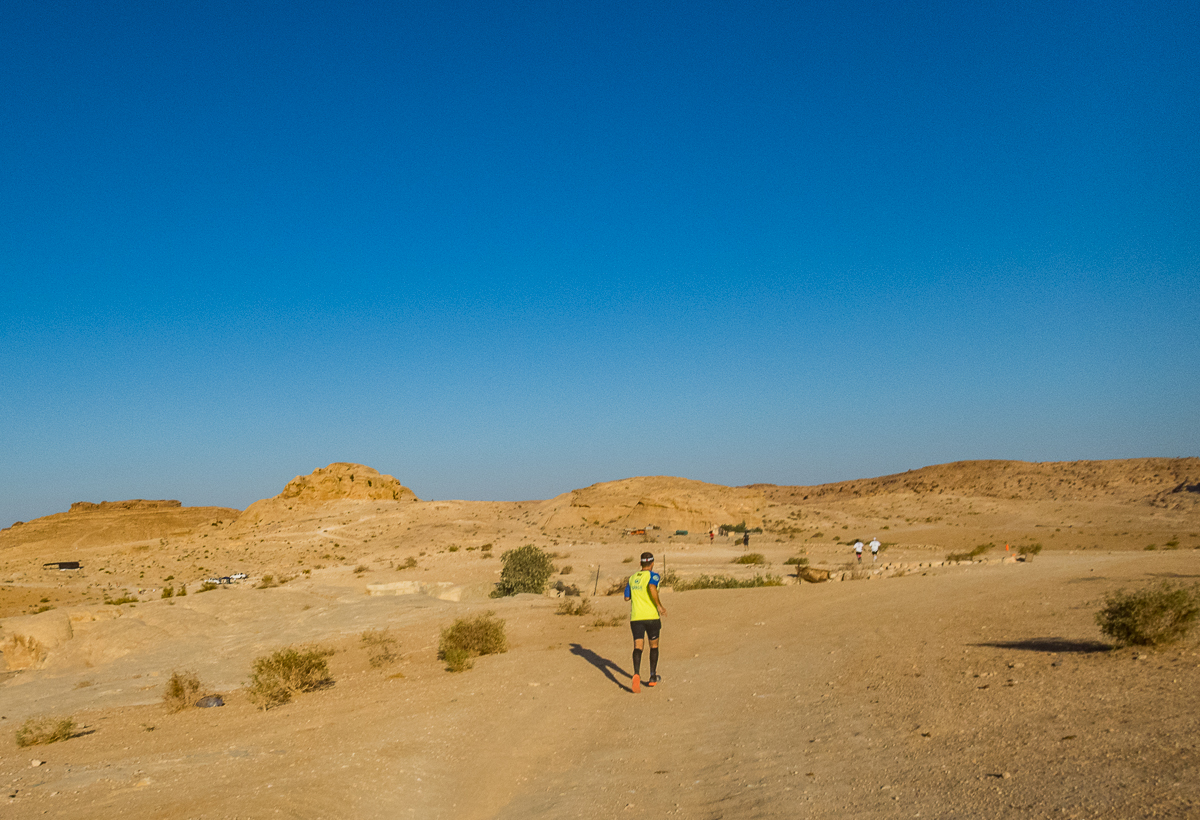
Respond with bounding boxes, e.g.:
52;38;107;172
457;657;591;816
2;1;1197;526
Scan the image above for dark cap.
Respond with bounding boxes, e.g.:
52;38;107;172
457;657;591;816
640;552;655;565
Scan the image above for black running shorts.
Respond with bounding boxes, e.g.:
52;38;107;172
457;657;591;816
630;619;662;641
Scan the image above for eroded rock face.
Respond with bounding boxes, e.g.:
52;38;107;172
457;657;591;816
0;611;74;670
277;463;418;503
69;500;183;513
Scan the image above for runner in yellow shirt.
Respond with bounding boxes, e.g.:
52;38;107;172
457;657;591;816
623;551;666;693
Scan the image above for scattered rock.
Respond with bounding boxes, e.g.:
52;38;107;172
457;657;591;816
195;695;224;708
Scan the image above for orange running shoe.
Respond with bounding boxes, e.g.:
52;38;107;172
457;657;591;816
631;674;640;693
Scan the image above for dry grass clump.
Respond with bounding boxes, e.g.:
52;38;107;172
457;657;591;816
247;646;333;709
163;670;203;712
672;573;784;591
591;615;624;628
1096;583;1200;647
731;552;766;565
15;717;75;747
784;555;809;566
361;628;399;668
438;612;508;672
556;597;593;616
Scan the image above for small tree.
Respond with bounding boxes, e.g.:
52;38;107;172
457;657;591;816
1096;583;1200;647
492;544;554;596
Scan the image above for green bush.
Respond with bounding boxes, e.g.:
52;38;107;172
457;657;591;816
15;717;75;747
731;553;766;565
672;573;784;591
1096;583;1200;647
491;544;554;597
161;586;174;599
438;612;508;672
247;646;332;709
163;670;202;712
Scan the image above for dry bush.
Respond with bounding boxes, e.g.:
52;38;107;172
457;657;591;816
247;646;332;709
605;578;628;596
591;615;624;627
15;717;75;747
784;555;809;566
163;670;202;712
438;612;507;672
1096;583;1200;647
361;628;399;668
672;573;784;591
731;553;766;565
557;597;593;616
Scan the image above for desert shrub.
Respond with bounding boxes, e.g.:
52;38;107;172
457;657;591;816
591;615;625;627
105;595;138;605
605;578;628;596
672;573;784;591
622;556;634;563
162;670;202;712
196;581;219;593
447;545;459;552
784;555;809;566
398;557;418;570
160;586;174;599
353;565;369;574
560;565;573;575
256;575;275;589
491;544;553;597
657;569;679;588
731;553;766;565
1095;583;1200;647
1018;543;1043;557
438;612;508;672
246;646;332;709
557;597;593;616
480;543;493;552
15;717;75;747
177;584;187;596
946;544;993;562
361;628;399;668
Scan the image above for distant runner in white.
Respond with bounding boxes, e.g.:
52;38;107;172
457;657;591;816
870;537;881;562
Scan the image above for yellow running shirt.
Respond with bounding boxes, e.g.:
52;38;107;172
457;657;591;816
625;569;661;621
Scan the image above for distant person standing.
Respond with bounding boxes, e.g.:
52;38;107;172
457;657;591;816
709;529;715;544
854;540;864;563
624;552;666;693
743;531;750;547
870;537;881;562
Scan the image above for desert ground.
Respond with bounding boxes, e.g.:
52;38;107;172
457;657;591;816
1;458;1198;818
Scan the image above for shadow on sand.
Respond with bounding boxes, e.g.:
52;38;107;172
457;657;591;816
974;637;1111;654
569;643;633;692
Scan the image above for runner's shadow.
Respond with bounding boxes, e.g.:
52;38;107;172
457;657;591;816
569;643;633;692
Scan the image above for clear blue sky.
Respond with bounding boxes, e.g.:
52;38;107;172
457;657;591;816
2;1;1197;526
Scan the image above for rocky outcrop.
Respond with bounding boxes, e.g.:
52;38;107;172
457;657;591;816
277;463;418;504
0;610;74;670
69;500;183;513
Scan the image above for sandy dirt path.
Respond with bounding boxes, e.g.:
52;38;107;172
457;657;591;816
3;551;1198;819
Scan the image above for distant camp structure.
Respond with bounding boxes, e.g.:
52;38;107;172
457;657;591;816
43;561;82;570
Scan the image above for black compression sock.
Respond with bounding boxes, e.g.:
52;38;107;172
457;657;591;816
649;647;659;677
632;648;643;677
